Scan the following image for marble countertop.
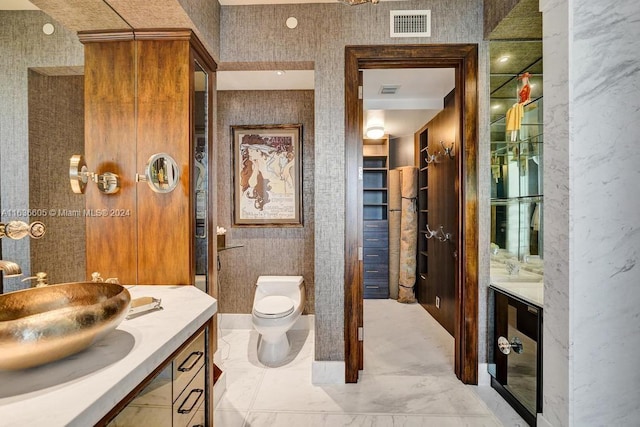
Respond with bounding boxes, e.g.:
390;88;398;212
0;285;217;427
490;260;544;307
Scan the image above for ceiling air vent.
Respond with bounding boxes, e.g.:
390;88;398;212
379;85;400;95
390;10;431;38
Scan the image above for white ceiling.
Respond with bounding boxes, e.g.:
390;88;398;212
6;1;456;138
363;68;455;138
0;0;38;9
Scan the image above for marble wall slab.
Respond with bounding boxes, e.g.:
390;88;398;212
540;0;640;424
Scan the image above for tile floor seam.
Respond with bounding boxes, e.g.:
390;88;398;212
243;409;501;418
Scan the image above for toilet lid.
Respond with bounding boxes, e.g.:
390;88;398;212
254;296;295;318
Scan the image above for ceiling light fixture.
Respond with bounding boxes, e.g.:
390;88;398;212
366;126;385;139
275;70;286;76
498;56;509;63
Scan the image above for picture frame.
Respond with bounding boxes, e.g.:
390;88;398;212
231;124;303;227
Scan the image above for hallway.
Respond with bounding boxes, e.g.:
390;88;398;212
215;300;525;426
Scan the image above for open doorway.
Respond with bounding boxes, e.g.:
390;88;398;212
361;67;459;375
344;45;479;384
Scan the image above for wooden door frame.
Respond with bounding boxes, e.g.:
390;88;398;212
344;44;479;384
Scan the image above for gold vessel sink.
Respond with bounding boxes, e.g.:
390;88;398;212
0;282;131;370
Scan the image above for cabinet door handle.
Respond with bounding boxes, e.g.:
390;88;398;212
365;270;379;273
178;351;204;372
177;388;204;414
365;254;379;257
365;238;379;241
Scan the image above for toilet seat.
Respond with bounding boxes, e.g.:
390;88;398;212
254;296;295;319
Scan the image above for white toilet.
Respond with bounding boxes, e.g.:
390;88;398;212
251;275;305;365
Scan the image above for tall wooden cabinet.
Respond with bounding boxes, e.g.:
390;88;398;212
362;137;389;299
79;30;216;287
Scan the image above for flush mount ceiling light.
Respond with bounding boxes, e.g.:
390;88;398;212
275;70;286;76
366;126;385;139
498;56;509;63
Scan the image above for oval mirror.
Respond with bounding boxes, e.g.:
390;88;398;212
145;153;180;193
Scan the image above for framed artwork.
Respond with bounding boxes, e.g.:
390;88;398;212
231;124;303;227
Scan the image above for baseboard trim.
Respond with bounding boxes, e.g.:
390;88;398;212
213;370;226;408
219;313;315;330
477;363;491;386
537;413;553;427
312;361;345;384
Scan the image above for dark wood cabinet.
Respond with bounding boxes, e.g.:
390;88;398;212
362;137;389;299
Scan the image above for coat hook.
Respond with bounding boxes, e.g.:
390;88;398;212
440;141;455;159
425;147;439;164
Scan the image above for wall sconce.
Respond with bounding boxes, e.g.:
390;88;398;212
69;154;120;194
440;141;455;159
366;126;385;139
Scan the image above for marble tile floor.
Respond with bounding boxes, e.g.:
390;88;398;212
215;299;527;427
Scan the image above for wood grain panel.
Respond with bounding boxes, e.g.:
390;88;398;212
422;89;457;337
136;39;193;285
83;40;138;284
344;48;361;383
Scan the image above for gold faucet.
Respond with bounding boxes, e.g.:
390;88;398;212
22;272;48;287
91;272;119;284
0;260;22;294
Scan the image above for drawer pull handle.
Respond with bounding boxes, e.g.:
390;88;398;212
365;285;380;289
366;238;379;241
177;388;204;414
366;270;379;273
178;351;204;372
365;254;379;257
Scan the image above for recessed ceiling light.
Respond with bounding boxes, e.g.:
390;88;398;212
498;56;509;63
491;104;501;110
286;17;298;29
275;70;286;76
42;23;55;35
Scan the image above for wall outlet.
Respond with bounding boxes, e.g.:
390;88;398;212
435;296;440;309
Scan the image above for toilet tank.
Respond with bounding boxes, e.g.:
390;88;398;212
256;276;304;299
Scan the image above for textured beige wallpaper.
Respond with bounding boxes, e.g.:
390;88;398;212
216;90;315;314
220;0;488;362
28;71;86;284
0;11;85;292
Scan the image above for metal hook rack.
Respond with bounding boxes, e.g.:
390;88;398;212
425;224;453;242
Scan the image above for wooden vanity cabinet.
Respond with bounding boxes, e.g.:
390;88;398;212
104;322;212;427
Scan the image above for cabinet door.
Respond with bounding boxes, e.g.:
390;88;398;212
494;291;541;419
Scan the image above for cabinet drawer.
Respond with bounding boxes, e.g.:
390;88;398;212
363;279;389;299
363;247;388;261
363;220;388;231
186;401;205;427
363;264;389;278
173;331;205;402
173;365;206;427
363;232;388;247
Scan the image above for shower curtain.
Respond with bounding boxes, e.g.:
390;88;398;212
397;166;418;303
